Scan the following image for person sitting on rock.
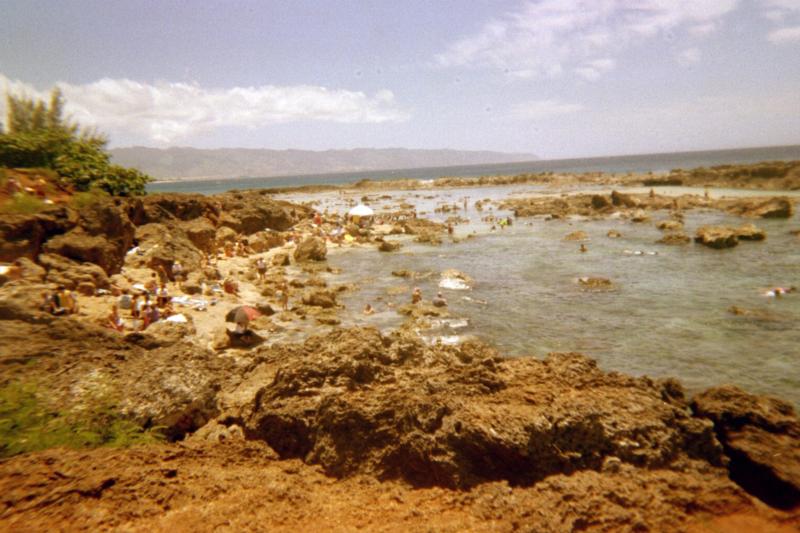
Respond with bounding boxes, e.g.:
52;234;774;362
224;242;234;258
432;292;448;308
411;287;422;305
61;289;78;315
148;303;161;324
107;304;124;332
223;274;239;295
580;244;588;253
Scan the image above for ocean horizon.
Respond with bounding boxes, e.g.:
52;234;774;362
147;144;800;195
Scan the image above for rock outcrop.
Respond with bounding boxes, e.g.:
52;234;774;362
695;226;739;249
693;386;800;509
294;236;327;262
221;328;723;489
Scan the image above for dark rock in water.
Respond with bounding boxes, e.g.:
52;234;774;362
657;220;684;232
695;226;739;249
657;232;691;245
735;223;766;241
564;230;589;241
302;289;337;309
377;240;401;252
692;386;800;509
729;197;794;219
591;194;611;210
578;276;614;290
294;237;327;262
391;269;413;278
218;191;307;234
611;190;637;208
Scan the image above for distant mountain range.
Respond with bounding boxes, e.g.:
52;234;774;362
109;147;538;180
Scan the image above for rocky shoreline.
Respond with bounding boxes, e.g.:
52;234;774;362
1;168;799;530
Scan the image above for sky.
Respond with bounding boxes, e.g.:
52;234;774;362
1;0;799;159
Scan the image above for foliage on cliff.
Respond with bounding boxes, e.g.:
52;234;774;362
0;88;151;196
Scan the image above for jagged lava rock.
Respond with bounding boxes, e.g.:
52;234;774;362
294;236;327;262
223;328;723;489
695;226;739;249
692;386;800;509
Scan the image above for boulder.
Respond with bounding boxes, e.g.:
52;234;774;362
215;226;238;247
250;231;285;253
591;195;611;210
130;193;221;225
0;206;77;263
225;328;724;489
735;224;766;241
0;257;46;285
657;233;691;245
38;253;110;291
377;240;401;252
272;252;291;267
630;210;650;223
657;220;684;232
302;289;337;309
42;230;125;275
695;227;739;249
125;320;196;349
732;197;794;219
611;190;637;208
692;386;800;509
294;237;327;263
607;230;622;239
180;217;217;252
127;223;203;275
218;192;306;234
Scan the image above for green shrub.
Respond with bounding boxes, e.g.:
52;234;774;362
0;192;44;214
69;187;110;210
0;380;164;458
0;89;151;196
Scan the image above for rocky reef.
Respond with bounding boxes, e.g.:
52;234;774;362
1;172;799;530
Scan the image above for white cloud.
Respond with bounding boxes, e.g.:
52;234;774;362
436;0;738;80
512;99;585;120
0;74;409;143
677;47;702;65
767;25;800;42
761;0;800;42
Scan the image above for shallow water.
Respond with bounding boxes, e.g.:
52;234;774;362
314;190;800;406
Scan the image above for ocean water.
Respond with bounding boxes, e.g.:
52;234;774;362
147;147;800;405
289;184;800;406
147;144;800;195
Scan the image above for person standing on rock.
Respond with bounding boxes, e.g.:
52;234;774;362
412;287;422;304
172;261;184;289
278;281;289;311
156;264;169;285
256;257;267;281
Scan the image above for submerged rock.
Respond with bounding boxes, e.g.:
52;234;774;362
735;223;766;241
564;230;589;241
657;232;691;245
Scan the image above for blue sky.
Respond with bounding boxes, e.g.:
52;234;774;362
1;0;799;158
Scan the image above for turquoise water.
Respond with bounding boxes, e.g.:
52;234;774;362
313;189;800;406
147;145;800;195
